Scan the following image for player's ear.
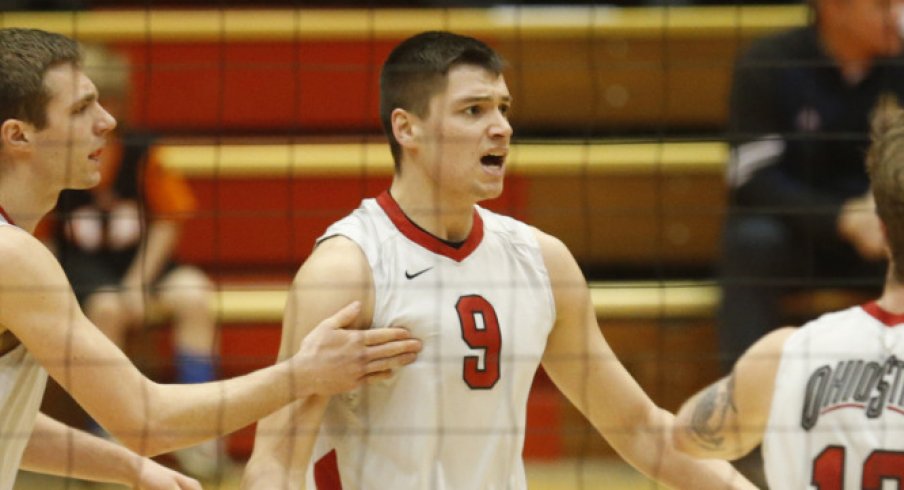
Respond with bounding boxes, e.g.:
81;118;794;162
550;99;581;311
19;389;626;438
0;119;33;154
391;108;419;150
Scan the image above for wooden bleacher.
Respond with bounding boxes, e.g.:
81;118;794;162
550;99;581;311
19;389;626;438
158;139;728;271
0;5;807;133
0;3;809;272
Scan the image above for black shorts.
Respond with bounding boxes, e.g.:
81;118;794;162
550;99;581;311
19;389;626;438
58;249;178;305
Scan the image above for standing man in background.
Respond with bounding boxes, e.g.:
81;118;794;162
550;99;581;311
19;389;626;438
719;0;904;373
718;1;904;483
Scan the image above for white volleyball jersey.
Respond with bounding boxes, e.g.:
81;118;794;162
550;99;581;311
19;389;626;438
307;191;556;490
763;302;904;490
0;214;49;490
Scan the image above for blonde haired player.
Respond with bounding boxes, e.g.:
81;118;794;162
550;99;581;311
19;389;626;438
674;98;904;488
0;28;420;489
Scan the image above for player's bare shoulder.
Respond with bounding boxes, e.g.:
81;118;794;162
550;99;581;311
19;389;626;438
529;226;581;282
283;234;375;341
0;222;38;250
742;327;796;361
529;225;568;257
0;225;71;336
735;326;797;384
0;225;64;284
732;326;797;422
311;234;368;266
298;234;372;288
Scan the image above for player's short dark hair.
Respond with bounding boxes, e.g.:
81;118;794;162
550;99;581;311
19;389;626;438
379;31;505;172
867;95;904;280
0;28;81;131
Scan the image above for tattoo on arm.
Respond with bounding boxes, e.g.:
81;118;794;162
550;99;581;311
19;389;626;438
685;374;738;451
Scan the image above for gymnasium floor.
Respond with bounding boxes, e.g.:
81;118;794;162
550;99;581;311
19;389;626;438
15;458;663;489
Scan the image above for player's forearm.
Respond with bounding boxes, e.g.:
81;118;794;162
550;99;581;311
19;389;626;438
20;413;149;485
673;375;753;461
655;447;755;490
623;408;755;490
242;396;330;490
241;455;305;490
118;360;306;456
53;325;298;457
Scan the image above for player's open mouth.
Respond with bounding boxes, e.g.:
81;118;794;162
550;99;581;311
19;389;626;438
88;148;103;161
480;153;506;167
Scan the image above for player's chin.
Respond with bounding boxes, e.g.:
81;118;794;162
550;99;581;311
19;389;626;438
65;171;101;190
475;182;504;201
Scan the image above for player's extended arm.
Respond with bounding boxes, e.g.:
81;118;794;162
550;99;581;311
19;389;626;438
674;327;795;460
242;236;381;489
0;228;418;456
534;229;755;489
21;412;200;489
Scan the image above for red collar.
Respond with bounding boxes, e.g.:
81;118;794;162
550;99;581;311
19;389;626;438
863;301;904;327
376;191;483;262
0;204;15;226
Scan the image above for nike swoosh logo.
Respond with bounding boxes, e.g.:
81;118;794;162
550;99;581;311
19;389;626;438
405;267;433;280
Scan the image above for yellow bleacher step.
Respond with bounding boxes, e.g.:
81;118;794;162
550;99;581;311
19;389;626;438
0;6;805;42
206;282;872;324
156;141;728;178
206;281;720;324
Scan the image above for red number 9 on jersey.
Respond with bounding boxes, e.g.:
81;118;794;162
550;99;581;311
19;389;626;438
456;295;501;389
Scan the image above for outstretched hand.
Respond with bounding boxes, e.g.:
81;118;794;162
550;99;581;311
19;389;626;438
293;301;421;396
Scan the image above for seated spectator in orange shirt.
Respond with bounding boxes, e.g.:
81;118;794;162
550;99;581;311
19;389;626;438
44;44;224;479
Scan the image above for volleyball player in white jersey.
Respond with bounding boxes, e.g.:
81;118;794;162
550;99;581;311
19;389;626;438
674;99;904;488
0;28;420;489
242;30;753;489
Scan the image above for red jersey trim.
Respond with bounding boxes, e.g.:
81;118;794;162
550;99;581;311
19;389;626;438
0;204;15;226
313;449;343;490
862;301;904;327
376;190;483;262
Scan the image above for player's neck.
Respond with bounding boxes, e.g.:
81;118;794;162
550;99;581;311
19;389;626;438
0;170;58;233
388;181;475;243
876;268;904;314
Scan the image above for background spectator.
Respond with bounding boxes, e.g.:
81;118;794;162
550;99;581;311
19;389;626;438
48;44;226;480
